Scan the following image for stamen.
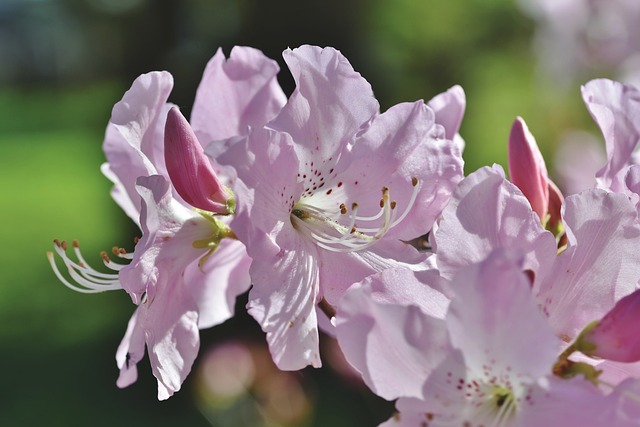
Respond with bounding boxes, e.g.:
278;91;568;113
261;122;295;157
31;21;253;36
48;239;124;294
290;178;421;253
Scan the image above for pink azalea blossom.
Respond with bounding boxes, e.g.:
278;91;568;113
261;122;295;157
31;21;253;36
49;46;284;398
337;250;640;426
219;45;464;370
433;165;640;346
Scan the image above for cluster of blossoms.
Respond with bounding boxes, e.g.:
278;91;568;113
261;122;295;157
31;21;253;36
49;45;640;425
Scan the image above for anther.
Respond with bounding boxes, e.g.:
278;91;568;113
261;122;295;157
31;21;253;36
391;201;397;209
48;240;124;294
412;176;418;187
340;203;347;214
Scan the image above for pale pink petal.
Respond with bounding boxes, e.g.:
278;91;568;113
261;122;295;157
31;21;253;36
184;238;251;329
427;84;466;151
270;45;379;163
447;250;560;377
519;377;640;427
335;268;450;400
144;271;200;400
433;166;557;282
115;309;145;389
538;189;640;339
508;117;550;220
247;242;322;370
191;46;286;152
217;127;303;256
582;78;640;192
101;162;140;226
624;164;640;210
119;175;213;302
103;72;173;215
319;238;430;305
338;101;463;241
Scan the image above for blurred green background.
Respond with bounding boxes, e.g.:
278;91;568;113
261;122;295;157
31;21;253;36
0;0;614;426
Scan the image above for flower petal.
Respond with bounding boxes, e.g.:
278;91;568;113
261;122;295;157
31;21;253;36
582;78;640;192
270;45;379;164
335;268;450;400
447;250;560;377
103;71;174;218
433;166;557;282
185;238;251;329
247;242;322;370
191;46;286;152
337;101;464;240
427;84;466;150
538;189;640;338
119;175;211;303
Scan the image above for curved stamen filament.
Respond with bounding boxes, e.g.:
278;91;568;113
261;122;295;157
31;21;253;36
291;178;420;253
47;239;124;293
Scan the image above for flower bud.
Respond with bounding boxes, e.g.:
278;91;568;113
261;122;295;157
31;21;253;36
164;107;234;214
508;117;550;221
576;289;640;362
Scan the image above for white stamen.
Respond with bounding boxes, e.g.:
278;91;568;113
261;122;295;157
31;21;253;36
48;240;124;293
291;178;420;253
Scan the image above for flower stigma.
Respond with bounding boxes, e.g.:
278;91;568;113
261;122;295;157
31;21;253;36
290;177;420;252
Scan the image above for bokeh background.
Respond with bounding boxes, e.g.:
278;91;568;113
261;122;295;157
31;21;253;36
1;0;632;425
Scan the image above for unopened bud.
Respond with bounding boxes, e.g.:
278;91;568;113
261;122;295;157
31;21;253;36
508;117;550;221
164;107;234;214
576;289;640;362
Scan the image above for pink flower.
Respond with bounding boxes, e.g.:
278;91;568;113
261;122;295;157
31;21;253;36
432;165;640;346
337;250;640;426
49;46;284;398
219;45;464;370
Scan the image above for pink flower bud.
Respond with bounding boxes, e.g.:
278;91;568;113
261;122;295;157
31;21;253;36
508;117;550;221
164;107;234;214
577;289;640;362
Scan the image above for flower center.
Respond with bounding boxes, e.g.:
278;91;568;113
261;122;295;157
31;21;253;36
290;177;419;252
